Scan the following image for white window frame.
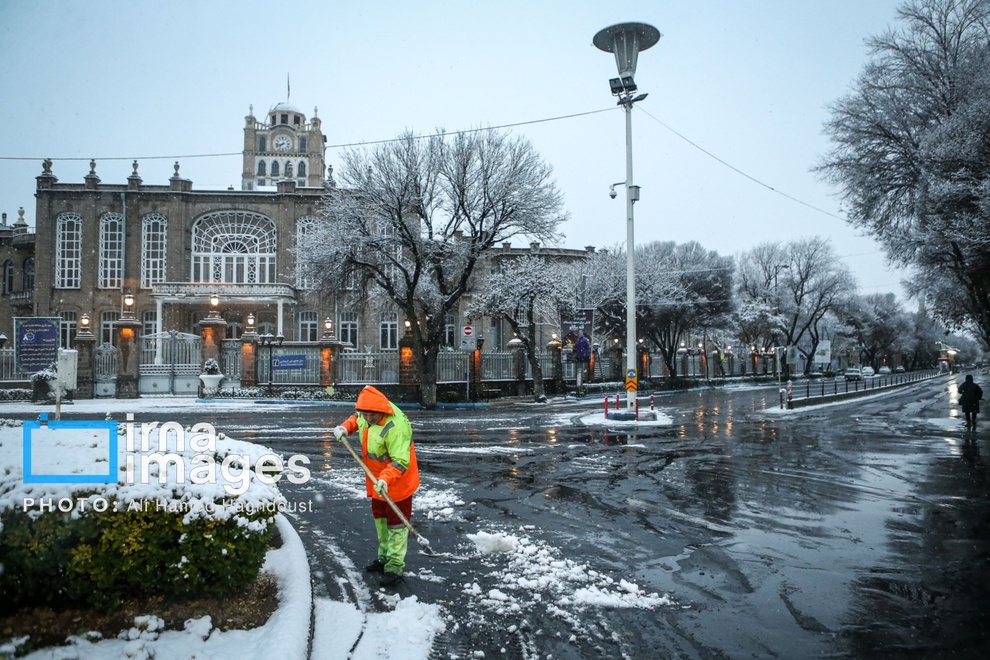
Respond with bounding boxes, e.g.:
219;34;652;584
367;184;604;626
100;311;120;347
141;213;168;289
59;311;77;349
191;211;276;284
298;311;318;342
379;310;398;351
339;311;358;349
295;216;316;289
98;213;124;289
56;213;82;288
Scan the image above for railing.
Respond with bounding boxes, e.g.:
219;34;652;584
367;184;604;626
0;348;21;381
256;345;322;386
787;369;940;406
337;351;400;385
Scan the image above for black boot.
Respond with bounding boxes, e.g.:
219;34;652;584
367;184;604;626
365;559;385;573
380;571;404;587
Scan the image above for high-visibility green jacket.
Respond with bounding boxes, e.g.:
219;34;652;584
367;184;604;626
341;386;420;501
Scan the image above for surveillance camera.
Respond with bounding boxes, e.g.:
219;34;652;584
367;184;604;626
609;188;617;199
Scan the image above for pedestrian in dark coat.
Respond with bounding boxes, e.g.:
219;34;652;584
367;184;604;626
959;374;983;429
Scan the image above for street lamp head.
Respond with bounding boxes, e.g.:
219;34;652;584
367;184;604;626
275;333;285;346
123;292;134;308
593;22;661;80
247;313;255;328
80;313;90;329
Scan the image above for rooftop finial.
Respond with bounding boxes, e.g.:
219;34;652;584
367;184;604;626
132;160;139;175
173;161;180;177
89;159;96;175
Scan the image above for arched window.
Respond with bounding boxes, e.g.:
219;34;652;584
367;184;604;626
191;211;276;284
295;216;316;289
99;213;124;289
271;160;280;177
56;212;82;288
2;260;13;295
297;161;307;177
22;257;34;290
257;160;266;176
141;213;168;288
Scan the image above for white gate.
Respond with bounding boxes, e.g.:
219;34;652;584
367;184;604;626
138;331;202;395
93;343;118;398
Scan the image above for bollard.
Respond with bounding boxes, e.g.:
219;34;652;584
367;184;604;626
604;396;609;418
616;393;621;409
635;397;639;421
650;394;655;411
787;380;793;403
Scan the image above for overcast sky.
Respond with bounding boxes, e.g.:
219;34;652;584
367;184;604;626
0;0;911;300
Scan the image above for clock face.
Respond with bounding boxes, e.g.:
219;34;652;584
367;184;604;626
273;135;292;151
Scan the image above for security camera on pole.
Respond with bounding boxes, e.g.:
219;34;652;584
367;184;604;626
594;21;661;410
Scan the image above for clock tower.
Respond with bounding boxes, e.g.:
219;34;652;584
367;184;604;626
242;102;327;190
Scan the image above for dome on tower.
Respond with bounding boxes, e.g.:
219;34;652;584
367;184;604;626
269;102;306;128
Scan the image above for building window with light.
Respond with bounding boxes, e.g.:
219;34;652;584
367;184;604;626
100;311;120;347
379;311;398;351
55;212;82;289
98;213;124;289
59;311;77;348
141;213;167;289
339;311;358;349
191;211;276;284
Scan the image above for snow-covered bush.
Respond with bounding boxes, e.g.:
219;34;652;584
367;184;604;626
0;423;284;612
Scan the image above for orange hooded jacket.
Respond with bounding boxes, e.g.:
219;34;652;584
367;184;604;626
341;386;420;501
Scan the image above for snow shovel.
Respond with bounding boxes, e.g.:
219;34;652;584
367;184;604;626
336;432;437;556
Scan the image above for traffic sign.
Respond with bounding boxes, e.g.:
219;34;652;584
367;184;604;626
460;325;476;351
624;368;638;392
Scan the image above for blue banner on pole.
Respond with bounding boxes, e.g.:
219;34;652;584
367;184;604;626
271;355;306;370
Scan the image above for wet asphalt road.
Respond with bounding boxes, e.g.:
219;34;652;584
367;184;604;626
89;375;990;658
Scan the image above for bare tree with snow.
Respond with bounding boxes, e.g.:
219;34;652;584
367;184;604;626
298;129;567;407
468;255;576;400
818;0;990;347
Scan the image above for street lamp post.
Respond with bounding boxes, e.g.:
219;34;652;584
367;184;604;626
257;332;284;395
594;21;661;410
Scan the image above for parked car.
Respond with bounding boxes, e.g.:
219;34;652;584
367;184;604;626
878;366;892;375
844;367;863;381
894;366;906;373
862;366;876;377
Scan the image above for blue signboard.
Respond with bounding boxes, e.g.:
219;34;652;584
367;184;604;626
14;317;61;374
272;354;306;370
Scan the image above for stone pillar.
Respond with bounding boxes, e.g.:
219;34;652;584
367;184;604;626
398;331;417;387
241;327;258;387
319;338;341;388
114;316;142;399
72;328;97;399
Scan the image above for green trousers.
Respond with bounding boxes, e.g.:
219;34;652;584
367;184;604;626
374;517;409;575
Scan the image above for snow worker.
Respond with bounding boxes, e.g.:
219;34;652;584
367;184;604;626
959;374;983;429
333;385;420;587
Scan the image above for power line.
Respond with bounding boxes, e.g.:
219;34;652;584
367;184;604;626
635;106;848;223
0;108;616;162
